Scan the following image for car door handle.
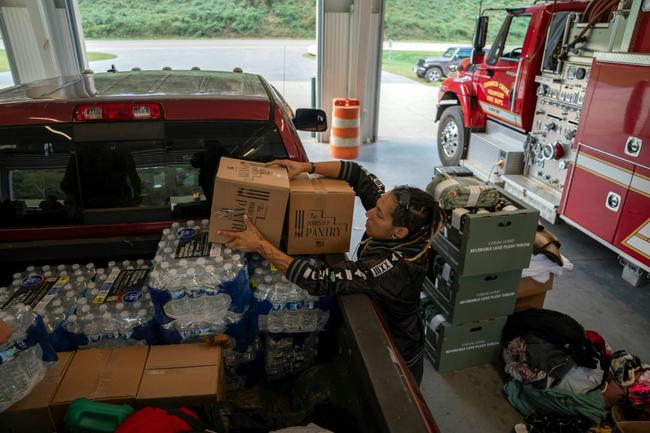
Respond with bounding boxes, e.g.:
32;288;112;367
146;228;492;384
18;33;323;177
506;71;517;77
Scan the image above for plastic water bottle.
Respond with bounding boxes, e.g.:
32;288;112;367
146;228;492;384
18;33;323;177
118;310;132;337
206;289;231;317
284;287;303;333
268;284;287;333
102;313;119;342
134;309;149;327
169;284;189;318
83;314;101;345
301;294;319;332
188;284;207;318
64;314;81;334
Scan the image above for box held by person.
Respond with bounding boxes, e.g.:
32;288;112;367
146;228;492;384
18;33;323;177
286;174;355;255
209;157;290;247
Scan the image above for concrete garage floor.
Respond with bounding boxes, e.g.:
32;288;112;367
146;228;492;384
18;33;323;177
301;132;650;433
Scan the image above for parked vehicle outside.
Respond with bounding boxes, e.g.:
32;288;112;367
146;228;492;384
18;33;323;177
413;46;472;82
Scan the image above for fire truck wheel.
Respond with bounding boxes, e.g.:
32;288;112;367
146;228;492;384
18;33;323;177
437;106;467;166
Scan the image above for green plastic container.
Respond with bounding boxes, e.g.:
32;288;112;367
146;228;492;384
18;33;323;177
64;398;134;433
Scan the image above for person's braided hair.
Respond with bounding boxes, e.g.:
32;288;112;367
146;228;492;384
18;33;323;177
391;186;445;261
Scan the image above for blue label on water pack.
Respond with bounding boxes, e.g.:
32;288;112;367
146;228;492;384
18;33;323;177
271;302;285;312
177;228;198;240
21;275;43;288
88;334;103;344
286;301;302;312
187;288;204;299
170;290;186;300
122;290;143;303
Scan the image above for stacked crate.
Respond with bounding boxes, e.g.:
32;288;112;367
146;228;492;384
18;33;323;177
423;183;539;373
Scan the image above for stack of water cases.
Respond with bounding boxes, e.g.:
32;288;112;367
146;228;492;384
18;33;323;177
247;254;331;381
0;304;55;412
1;263;94;334
422;182;539;373
148;220;249;342
67;259;155;348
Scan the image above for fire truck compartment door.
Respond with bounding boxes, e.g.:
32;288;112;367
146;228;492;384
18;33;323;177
563;148;635;243
577;58;650;166
614;165;650;268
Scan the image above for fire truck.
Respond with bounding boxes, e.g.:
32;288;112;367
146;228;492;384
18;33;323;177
434;0;650;285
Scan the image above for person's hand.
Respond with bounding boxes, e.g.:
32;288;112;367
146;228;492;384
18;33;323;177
218;215;265;253
267;159;310;179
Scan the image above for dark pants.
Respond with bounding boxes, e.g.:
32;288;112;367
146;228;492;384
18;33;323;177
407;355;424;385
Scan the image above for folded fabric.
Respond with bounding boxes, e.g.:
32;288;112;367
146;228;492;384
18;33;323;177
504;380;606;424
522;253;574;282
426;173;499;210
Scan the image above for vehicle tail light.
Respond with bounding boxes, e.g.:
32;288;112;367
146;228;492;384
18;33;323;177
73;103;162;121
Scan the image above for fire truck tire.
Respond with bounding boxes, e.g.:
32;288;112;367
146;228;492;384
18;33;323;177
425;67;443;82
437;106;468;166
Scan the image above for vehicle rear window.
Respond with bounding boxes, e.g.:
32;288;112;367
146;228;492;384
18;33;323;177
0;121;287;229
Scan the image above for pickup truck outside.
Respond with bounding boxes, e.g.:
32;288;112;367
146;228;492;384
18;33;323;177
414;46;472;82
0;69;440;433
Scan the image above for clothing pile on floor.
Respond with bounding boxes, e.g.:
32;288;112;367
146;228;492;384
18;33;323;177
503;308;649;433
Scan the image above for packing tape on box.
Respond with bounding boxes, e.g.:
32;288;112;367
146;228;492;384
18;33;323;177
94;370;113;399
451;208;470;230
310;177;328;194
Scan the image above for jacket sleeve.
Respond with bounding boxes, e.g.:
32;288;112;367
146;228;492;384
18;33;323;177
285;251;407;299
337;161;385;211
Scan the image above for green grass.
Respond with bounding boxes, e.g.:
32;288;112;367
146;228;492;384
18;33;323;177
0;50;116;73
304;50;445;86
76;0;521;40
87;51;117;62
0;50;9;73
382;50;443;86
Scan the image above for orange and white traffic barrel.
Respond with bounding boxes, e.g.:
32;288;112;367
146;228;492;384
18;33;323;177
330;98;360;159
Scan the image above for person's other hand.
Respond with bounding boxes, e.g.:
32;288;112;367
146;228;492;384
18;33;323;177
218;215;265;252
267;159;310;179
0;319;11;345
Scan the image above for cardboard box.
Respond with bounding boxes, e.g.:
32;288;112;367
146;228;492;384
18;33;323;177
0;352;74;433
514;275;553;311
136;343;224;407
209;157;290;247
50;346;148;431
616;421;650;433
286;174;355;254
424;315;507;373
